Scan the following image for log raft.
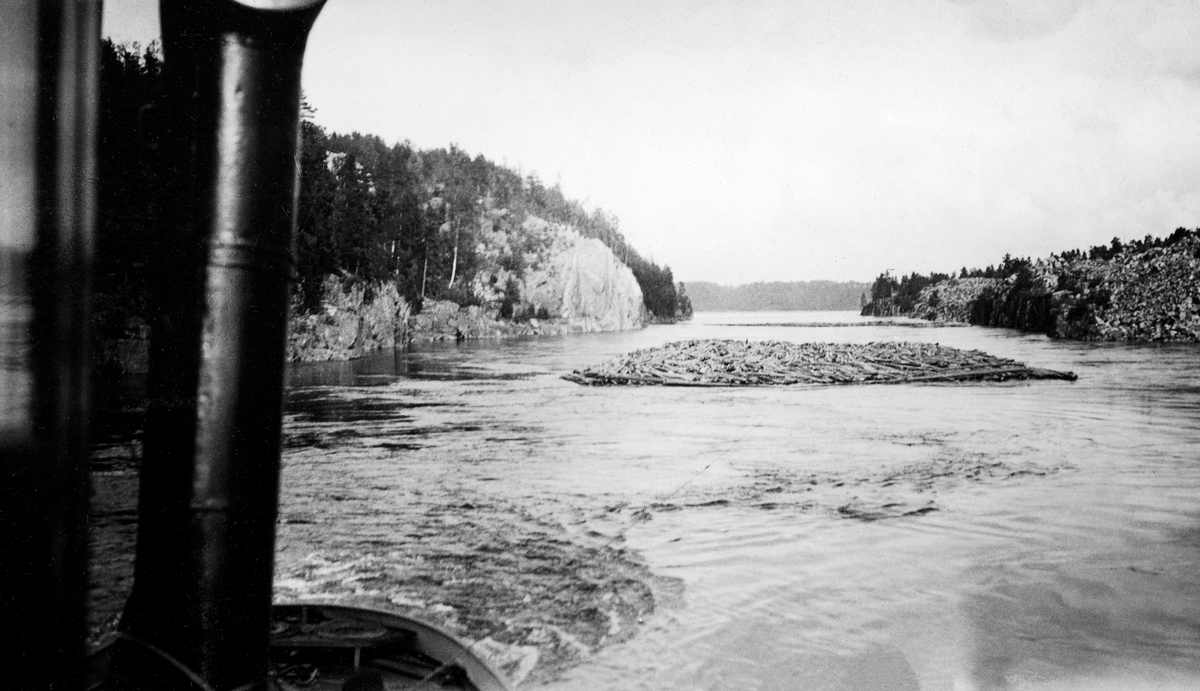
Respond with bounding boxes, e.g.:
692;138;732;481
718;321;969;329
562;339;1077;387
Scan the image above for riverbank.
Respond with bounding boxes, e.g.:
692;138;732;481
862;234;1200;341
98;279;652;375
288;281;648;363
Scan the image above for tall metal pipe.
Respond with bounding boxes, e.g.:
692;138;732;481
112;2;325;689
0;2;100;689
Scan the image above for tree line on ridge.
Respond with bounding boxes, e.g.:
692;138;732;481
866;227;1200;315
94;39;691;351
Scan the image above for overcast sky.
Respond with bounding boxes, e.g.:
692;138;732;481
104;0;1200;285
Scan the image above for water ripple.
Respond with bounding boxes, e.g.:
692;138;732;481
281;312;1200;689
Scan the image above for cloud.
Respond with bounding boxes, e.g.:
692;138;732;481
949;0;1090;41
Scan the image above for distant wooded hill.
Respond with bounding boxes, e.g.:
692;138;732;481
685;281;870;311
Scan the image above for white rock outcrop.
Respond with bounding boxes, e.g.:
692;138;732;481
519;218;647;332
286;215;647;360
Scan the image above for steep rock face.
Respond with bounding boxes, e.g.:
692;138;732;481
868;273;1059;334
286;277;410;361
286;216;647;360
862;236;1200;342
520;219;647;332
105;216;650;365
470;216;647;334
1072;237;1200;340
860;300;904;317
557;235;647;330
908;278;1002;323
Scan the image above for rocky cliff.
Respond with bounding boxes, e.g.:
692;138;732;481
863;235;1200;342
905;278;1000;323
1057;238;1200;340
286;216;647;361
100;215;649;368
515;217;647;333
286;277;411;361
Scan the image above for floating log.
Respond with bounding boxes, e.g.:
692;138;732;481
563;339;1077;387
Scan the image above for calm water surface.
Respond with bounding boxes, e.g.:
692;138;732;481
286;311;1200;690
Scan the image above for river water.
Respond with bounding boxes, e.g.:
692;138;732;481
279;311;1200;690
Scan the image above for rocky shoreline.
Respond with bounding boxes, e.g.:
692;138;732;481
286;279;646;364
863;235;1200;341
285;218;651;361
99;219;656;372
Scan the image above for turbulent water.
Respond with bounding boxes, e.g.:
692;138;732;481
93;310;1200;690
279;311;1200;690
